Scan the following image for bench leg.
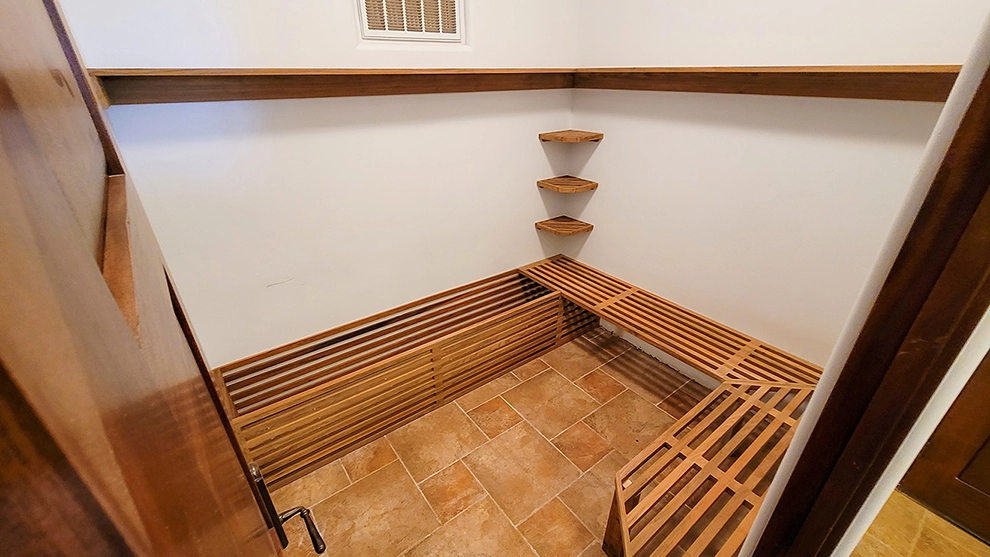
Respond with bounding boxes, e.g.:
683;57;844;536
603;491;625;557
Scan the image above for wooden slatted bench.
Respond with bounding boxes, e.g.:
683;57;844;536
519;255;822;556
520;256;821;387
603;382;813;557
214;270;597;488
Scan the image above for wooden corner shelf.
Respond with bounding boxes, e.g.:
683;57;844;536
535;216;594;236
537;175;598;193
538;129;604;143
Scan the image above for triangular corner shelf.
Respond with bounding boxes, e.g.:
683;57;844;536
535;216;594;236
538;129;604;143
537;175;598;193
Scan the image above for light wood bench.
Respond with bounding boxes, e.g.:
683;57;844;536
603;382;813;556
520;256;821;557
520;256;821;387
214;270;596;488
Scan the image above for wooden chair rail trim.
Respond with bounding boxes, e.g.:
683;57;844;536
90;65;962;105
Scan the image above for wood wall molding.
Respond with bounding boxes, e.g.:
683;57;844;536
573;65;961;103
90;65;962;105
90;68;574;105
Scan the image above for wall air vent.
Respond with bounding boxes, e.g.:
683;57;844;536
358;0;463;42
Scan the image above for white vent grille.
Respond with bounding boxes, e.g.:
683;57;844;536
359;0;462;42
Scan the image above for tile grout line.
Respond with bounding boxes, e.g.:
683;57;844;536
385;435;445;529
339;458;353;484
292;329;680;557
401;483;490;555
457;454;544;557
572;366;629;405
495;385;622;534
498;378;590;475
485;392;594;529
397;330;651;553
454;369;532;413
594;356;687;423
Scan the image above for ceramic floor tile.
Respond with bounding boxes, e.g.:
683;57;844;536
271;459;349;511
658;380;713;419
552;422;613;472
921;511;990;557
340;437;397;482
559;451;628;538
519;497;595;557
503;369;600;438
468;396;523;439
419;460;487;523
513;358;552;381
851;533;901;557
406;497;538;557
577;542;609;557
388;403;488;482
574;369;626;404
912;527;979;557
541;336;617;381
463;422;581;524
294;460;438;557
583;390;676;458
600;349;688;404
861;490;926;556
456;372;521;411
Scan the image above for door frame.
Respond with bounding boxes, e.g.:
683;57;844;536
751;26;990;557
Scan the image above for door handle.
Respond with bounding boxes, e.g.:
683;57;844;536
250;463;327;554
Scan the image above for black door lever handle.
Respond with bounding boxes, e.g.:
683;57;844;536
279;506;326;554
250;463;327;554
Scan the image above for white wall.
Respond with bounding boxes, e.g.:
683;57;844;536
562;0;989;363
60;0;579;68
576;0;990;67
60;0;988;367
107;92;573;367
60;0;581;367
567;92;942;364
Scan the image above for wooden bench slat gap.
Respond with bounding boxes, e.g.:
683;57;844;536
607;301;744;362
218;270;524;373
628;388;792;552
224;278;543;384
226;282;541;393
627;387;785;525
623;386;776;508
241;357;435;448
255;379;437;469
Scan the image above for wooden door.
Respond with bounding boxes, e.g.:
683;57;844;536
902;348;990;543
0;1;277;555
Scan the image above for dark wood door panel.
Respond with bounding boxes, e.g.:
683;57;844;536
959;439;990;495
902;348;990;542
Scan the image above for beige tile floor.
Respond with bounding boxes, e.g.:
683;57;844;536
276;327;711;557
853;490;990;557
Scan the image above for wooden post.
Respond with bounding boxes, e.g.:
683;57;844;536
603;491;626;557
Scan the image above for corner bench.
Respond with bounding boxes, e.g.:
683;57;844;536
520;256;821;557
